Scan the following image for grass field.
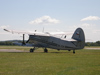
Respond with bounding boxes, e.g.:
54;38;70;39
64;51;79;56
0;46;100;75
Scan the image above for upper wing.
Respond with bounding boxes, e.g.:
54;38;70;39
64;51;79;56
49;32;73;35
4;29;73;37
4;29;50;36
4;29;32;34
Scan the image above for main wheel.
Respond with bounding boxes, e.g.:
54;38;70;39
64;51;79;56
30;48;34;52
44;48;48;53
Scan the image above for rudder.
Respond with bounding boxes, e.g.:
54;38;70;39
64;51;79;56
72;28;85;49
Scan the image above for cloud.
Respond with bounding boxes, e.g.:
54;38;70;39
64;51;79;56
29;16;60;25
68;23;91;30
0;25;10;29
93;30;100;33
81;23;90;28
81;16;100;21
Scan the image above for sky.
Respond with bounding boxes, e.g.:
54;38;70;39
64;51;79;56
0;0;100;42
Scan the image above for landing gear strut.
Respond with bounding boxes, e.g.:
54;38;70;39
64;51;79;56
30;47;35;52
73;50;75;54
44;48;48;53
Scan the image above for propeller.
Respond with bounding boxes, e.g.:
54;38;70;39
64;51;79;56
22;34;26;45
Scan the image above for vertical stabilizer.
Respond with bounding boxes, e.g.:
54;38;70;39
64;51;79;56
72;28;85;49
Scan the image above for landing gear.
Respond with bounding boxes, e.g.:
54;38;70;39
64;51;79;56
30;47;35;52
44;48;48;53
73;50;75;54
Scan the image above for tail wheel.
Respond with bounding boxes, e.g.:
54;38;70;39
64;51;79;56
73;50;75;54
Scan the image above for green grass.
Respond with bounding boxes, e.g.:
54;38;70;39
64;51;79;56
85;46;100;48
0;46;32;51
0;46;100;75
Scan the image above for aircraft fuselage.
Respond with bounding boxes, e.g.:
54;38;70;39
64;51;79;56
29;35;76;50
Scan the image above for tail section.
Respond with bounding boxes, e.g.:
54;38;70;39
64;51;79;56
72;28;85;49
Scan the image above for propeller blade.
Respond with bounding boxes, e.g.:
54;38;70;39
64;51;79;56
22;34;26;45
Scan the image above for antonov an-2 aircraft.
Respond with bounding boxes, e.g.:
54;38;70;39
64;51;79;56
4;28;85;53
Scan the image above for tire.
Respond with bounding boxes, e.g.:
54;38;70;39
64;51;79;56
30;49;33;52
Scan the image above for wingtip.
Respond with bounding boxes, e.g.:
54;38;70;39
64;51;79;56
4;29;9;32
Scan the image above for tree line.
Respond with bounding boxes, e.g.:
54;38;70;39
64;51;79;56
85;41;100;46
0;41;15;45
0;40;22;46
0;41;100;46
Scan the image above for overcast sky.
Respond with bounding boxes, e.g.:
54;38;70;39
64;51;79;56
0;0;100;42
